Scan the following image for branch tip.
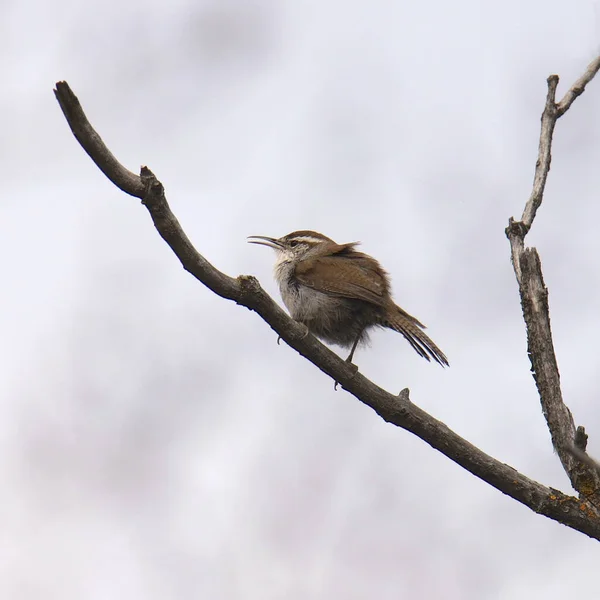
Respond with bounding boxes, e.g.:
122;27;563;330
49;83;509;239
575;426;588;451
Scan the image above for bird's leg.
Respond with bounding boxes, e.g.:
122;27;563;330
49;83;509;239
345;329;363;364
333;331;363;390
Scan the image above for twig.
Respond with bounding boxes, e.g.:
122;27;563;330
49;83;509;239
519;75;560;232
55;81;600;539
557;56;600;116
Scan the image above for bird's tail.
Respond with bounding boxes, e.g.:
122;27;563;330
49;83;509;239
385;305;449;366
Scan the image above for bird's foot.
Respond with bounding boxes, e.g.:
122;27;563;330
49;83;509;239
334;361;359;391
277;323;310;346
296;323;310;340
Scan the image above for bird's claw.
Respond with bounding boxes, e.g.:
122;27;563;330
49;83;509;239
333;362;359;391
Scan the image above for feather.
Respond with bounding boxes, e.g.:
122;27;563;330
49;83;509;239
294;245;390;307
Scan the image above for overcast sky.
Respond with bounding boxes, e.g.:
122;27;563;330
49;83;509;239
2;0;600;597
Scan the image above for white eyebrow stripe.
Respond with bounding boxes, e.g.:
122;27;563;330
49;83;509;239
293;236;328;244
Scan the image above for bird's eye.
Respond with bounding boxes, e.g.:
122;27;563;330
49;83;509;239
289;240;299;247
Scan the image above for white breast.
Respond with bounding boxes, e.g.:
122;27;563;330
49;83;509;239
273;255;332;321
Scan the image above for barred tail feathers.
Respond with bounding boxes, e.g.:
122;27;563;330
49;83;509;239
385;306;449;366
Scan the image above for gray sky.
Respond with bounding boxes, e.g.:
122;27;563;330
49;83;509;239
2;0;600;597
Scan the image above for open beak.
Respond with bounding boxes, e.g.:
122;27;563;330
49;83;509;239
247;235;283;249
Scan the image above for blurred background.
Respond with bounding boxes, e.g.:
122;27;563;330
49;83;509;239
2;0;600;597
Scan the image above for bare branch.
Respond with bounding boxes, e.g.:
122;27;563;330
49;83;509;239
54;84;143;197
515;57;600;232
557;56;600;116
518;249;577;470
55;81;600;540
506;58;600;503
520;75;559;230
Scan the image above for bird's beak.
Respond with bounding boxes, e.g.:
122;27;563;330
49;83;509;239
247;235;283;249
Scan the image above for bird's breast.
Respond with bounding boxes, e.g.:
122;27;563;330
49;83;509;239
273;258;334;321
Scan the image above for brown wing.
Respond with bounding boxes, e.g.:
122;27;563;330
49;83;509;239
294;246;389;307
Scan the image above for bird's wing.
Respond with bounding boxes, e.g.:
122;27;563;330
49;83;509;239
294;247;389;307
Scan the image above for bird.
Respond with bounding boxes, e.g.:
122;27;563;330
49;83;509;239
248;230;448;366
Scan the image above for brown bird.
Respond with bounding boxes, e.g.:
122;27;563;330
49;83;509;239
249;230;448;366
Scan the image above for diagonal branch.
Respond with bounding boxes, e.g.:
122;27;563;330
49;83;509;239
54;86;144;197
506;57;600;505
55;81;600;540
557;56;600;116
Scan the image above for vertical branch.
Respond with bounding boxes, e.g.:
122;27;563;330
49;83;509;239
520;76;559;230
506;57;600;503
